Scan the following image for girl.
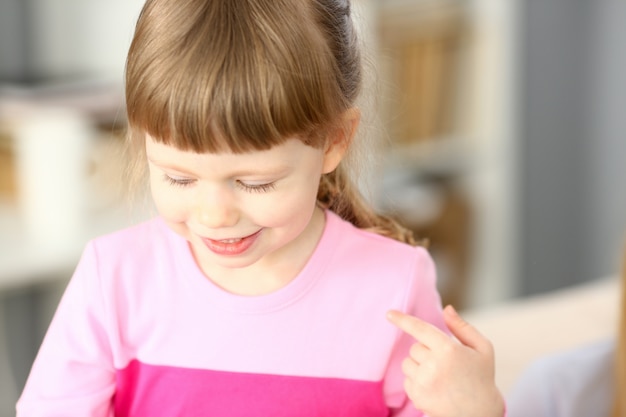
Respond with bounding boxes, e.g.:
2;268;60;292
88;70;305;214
17;0;504;416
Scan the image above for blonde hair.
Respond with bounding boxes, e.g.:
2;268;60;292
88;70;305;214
612;242;626;417
124;0;416;244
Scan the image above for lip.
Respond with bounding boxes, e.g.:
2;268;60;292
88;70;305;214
201;229;262;256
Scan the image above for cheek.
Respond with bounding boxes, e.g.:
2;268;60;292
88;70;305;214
252;186;319;228
150;181;187;222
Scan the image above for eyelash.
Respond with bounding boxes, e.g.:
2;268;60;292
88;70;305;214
162;175;275;193
235;181;276;193
163;175;194;187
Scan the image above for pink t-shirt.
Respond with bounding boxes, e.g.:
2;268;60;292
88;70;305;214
17;210;447;416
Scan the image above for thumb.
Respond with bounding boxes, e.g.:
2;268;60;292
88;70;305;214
443;305;492;354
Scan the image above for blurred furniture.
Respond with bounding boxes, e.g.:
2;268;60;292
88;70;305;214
374;0;521;309
376;1;473;309
464;276;619;394
0;80;134;288
377;0;466;144
370;0;502;309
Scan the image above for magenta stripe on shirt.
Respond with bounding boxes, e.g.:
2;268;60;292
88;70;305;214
114;359;389;416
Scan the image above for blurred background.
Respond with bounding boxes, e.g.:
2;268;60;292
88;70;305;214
1;0;626;414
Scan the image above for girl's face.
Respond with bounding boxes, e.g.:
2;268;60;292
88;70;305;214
146;135;346;294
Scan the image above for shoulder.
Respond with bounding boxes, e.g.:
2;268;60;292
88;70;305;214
323;211;436;292
506;339;615;417
322;211;440;312
325;210;431;264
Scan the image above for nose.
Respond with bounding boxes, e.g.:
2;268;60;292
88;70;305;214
193;186;239;229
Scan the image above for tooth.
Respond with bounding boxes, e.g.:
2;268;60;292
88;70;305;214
220;238;242;243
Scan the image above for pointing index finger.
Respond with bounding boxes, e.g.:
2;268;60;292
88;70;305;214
386;310;450;348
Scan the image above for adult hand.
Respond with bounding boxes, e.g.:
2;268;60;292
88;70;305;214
387;305;505;417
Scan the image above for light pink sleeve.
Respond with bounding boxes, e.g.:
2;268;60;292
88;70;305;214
16;242;116;417
385;247;449;417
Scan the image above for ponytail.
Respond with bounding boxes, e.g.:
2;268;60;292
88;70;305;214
317;165;420;246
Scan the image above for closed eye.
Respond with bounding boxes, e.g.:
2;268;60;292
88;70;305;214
236;180;276;193
163;174;195;187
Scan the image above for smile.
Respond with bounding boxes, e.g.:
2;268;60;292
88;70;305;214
201;230;262;256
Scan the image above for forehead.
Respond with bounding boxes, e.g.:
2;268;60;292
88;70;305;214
145;135;322;173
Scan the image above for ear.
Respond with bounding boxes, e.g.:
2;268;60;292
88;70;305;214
322;107;361;174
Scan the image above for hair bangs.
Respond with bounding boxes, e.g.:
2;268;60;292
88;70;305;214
125;0;343;154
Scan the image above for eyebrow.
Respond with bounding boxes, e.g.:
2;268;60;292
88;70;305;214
147;157;292;177
147;157;196;174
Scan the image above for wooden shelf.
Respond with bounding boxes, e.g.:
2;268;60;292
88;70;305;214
383;138;480;179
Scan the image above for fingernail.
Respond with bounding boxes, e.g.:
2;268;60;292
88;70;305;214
444;304;458;316
386;310;398;321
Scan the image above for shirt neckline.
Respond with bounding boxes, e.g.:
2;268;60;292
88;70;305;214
166;211;342;314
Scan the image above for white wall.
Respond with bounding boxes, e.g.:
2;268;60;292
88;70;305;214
585;0;626;278
28;0;145;82
463;0;522;305
520;0;626;295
